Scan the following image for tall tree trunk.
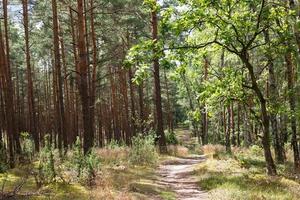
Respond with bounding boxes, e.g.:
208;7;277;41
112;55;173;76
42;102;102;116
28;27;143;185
22;0;39;151
52;0;67;150
285;52;300;170
3;0;21;155
264;29;285;163
77;0;93;154
0;21;16;167
202;56;209;145
89;0;97;141
151;4;167;153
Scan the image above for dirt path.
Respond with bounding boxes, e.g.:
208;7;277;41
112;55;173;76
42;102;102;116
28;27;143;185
157;155;208;200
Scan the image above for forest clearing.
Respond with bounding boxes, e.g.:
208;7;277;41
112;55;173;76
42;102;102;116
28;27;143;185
1;0;300;199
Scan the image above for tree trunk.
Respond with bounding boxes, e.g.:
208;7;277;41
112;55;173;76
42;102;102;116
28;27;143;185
52;0;67;150
240;53;277;175
151;5;167;153
231;102;236;146
237;103;241;146
226;105;231;152
77;0;93;154
89;0;97;143
264;29;285;163
0;21;16;167
22;0;39;152
285;52;300;170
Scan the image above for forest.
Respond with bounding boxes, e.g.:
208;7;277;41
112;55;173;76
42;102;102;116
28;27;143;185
1;0;300;199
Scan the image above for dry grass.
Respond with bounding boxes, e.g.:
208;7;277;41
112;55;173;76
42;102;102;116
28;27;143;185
90;147;161;199
194;145;300;200
96;147;130;166
167;145;189;157
200;144;225;158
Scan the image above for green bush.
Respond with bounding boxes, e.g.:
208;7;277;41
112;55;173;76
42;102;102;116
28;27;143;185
107;139;126;149
37;135;56;184
69;137;100;185
129;133;158;166
84;148;100;185
20;132;35;161
165;131;178;145
71;137;85;178
250;145;264;157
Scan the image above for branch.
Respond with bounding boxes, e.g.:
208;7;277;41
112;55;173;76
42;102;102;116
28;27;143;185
163;40;216;51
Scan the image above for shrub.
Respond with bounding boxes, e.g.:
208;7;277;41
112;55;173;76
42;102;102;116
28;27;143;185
69;137;100;185
107;139;126;149
71;137;85;178
20;132;35;161
129;134;158;166
249;145;264;157
165;131;178;145
84;148;101;186
37;135;56;185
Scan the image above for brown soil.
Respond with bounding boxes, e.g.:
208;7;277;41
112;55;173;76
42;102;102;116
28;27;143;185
156;155;208;200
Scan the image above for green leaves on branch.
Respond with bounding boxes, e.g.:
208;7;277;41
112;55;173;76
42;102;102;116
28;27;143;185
143;0;160;12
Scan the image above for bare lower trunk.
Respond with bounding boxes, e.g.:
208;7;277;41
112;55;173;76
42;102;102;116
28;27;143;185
151;6;167;153
285;52;300;169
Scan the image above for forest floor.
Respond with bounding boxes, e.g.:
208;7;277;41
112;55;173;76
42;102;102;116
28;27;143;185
1;129;300;199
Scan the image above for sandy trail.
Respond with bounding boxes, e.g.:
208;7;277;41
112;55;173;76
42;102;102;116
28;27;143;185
157;155;208;200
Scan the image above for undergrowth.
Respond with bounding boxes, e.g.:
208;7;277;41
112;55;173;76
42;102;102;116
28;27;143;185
197;144;300;200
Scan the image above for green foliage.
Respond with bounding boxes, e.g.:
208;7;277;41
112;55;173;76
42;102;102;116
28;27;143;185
37;135;56;184
249;145;264;157
20;132;35;161
165;131;178;145
107;139;126;149
84;149;101;185
129;133;158;166
69;137;100;185
71;137;85;178
143;0;160;12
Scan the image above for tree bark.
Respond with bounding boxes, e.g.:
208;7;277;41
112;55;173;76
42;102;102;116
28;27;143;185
240;53;277;175
77;0;94;154
22;0;39;152
52;0;67;150
151;5;167;153
263;29;285;163
285;52;300;170
0;21;16;167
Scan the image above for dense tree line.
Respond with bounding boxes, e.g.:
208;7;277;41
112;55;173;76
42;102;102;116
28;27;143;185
1;0;300;176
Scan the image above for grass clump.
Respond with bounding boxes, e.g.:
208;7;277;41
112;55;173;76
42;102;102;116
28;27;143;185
129;134;158;166
201;144;225;158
